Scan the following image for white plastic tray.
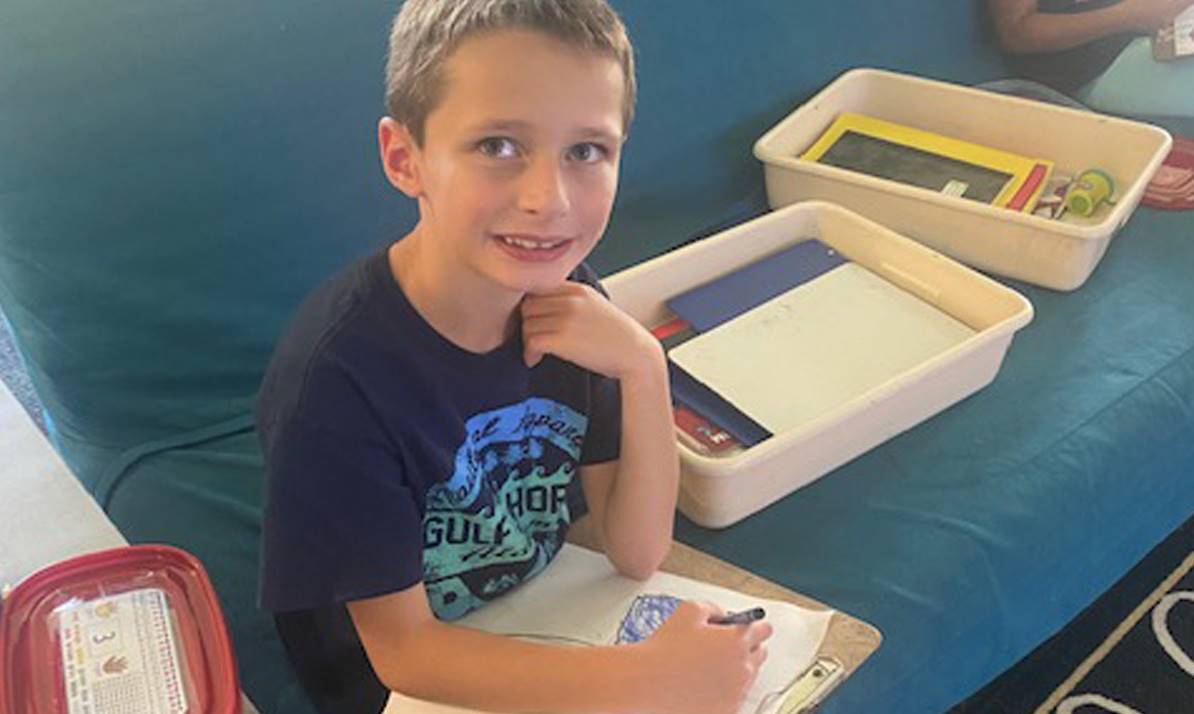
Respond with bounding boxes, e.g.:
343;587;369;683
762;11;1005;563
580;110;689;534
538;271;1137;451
754;68;1172;291
603;201;1033;528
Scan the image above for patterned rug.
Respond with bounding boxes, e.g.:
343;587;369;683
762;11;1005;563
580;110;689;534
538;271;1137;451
0;309;45;432
1038;551;1194;714
951;517;1194;714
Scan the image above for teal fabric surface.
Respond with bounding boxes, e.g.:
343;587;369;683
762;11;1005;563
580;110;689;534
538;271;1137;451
676;206;1194;713
0;1;1008;494
1076;37;1194;118
0;1;404;489
594;1;1010;272
105;429;317;714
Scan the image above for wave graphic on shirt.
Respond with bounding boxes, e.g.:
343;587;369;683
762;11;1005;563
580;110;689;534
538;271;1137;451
423;398;588;620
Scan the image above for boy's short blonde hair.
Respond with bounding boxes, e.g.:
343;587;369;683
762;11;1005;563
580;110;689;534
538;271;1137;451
385;0;636;145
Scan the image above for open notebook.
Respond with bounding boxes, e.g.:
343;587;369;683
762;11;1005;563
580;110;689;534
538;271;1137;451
383;544;833;714
669;262;975;436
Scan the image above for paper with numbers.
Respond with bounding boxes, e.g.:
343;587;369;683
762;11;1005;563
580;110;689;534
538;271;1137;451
56;588;188;714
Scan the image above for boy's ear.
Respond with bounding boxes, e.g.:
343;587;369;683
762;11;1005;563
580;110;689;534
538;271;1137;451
378;117;423;198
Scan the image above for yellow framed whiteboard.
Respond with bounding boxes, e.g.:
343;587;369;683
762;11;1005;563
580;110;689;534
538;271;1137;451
801;112;1053;212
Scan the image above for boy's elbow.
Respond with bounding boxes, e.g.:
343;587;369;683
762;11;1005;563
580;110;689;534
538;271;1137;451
373;651;437;702
356;619;440;699
366;641;417;696
610;546;668;581
375;669;411;698
613;560;658;582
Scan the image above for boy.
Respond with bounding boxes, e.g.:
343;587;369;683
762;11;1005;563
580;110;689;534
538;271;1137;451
257;1;772;713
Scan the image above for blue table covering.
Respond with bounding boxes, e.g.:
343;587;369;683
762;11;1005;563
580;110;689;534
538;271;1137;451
676;205;1194;713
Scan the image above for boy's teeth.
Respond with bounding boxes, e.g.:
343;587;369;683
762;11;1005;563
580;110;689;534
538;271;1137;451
501;235;562;250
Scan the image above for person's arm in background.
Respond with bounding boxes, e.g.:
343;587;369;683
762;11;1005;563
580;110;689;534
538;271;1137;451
989;0;1194;54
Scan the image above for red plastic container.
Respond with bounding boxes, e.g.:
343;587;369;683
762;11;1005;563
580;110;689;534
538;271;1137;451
0;545;241;714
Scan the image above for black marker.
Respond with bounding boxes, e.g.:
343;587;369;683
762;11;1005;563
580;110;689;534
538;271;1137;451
711;607;766;625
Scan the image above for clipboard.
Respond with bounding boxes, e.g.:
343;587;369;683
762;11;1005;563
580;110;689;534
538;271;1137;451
382;519;881;714
566;519;882;713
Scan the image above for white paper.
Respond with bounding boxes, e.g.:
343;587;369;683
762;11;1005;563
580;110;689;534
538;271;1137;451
1175;6;1194;56
670;263;975;435
383;544;833;714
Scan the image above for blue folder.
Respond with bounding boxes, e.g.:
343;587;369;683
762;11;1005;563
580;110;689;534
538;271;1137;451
666;239;846;332
670;364;771;446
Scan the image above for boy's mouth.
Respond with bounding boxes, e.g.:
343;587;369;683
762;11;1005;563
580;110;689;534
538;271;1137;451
493;233;574;262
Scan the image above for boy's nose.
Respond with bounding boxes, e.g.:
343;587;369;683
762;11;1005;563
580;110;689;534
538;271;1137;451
517;158;570;218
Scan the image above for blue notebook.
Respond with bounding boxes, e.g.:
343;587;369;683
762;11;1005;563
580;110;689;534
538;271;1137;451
670;363;771;446
666;239;846;333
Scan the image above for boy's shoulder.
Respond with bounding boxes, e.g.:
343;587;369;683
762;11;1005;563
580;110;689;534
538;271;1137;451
274;250;384;366
569;260;603;291
257;249;390;434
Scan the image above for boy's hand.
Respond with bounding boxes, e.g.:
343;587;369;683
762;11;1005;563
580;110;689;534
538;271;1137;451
521;283;663;379
635;601;773;714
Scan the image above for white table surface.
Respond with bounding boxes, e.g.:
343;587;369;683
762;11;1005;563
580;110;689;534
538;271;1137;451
0;381;262;714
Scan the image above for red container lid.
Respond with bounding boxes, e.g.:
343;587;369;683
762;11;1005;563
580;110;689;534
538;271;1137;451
0;545;241;714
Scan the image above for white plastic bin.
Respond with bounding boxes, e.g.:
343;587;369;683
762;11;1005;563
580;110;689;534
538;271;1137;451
603;201;1033;528
754;68;1173;291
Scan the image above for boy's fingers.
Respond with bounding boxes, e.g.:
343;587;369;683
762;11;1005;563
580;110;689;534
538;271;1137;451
521;294;583;318
525;282;592;300
520;315;565;336
519;298;559;318
674;600;712;624
689;600;726;624
524;284;594;306
524;282;582;298
750;644;769;669
745;622;773;649
522;283;584;303
523;346;544;368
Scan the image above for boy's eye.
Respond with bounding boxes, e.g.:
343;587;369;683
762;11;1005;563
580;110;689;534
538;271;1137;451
477;137;519;159
567;142;608;164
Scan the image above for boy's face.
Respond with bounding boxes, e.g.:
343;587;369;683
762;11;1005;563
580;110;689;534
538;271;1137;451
382;29;625;294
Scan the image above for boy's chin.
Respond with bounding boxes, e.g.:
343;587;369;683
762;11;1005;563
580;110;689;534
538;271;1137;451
506;270;576;294
489;261;583;295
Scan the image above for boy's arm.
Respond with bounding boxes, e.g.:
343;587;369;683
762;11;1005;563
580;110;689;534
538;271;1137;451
348;581;770;714
989;0;1192;54
349;582;646;713
577;341;677;580
521;283;679;579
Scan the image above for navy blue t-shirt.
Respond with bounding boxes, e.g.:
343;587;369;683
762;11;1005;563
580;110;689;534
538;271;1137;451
257;248;621;623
